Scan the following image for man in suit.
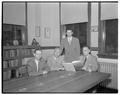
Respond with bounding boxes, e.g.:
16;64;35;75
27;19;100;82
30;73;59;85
82;46;99;72
27;48;50;76
47;48;64;71
60;30;80;62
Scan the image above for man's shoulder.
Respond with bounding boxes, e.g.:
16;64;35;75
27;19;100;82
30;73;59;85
89;54;97;60
61;38;67;41
58;55;64;60
27;58;35;64
47;55;54;60
40;57;46;62
72;37;79;41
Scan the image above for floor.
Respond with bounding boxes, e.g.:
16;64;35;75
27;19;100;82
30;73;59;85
97;86;118;93
85;86;118;93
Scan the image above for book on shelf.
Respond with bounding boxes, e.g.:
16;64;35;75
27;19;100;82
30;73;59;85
3;61;8;68
27;49;31;55
4;50;10;58
3;51;6;58
3;70;11;81
4;49;18;58
10;50;15;57
21;49;25;56
8;59;19;67
26;49;31;56
15;59;19;67
16;69;19;78
8;70;11;80
16;49;19;56
10;49;18;57
21;49;32;56
10;60;14;67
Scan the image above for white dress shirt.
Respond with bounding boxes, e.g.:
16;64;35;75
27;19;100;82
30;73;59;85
67;37;72;44
35;59;39;72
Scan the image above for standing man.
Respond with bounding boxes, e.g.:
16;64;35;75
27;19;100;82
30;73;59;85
60;30;80;62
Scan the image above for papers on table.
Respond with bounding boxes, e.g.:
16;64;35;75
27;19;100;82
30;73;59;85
72;60;81;64
62;63;76;72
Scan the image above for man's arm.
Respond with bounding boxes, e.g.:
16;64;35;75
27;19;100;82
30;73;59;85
26;59;41;76
41;58;50;72
76;38;80;56
26;59;33;76
91;57;99;71
46;57;52;71
60;39;64;55
84;56;98;72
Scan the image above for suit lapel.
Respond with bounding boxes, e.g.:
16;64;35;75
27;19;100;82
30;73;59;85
85;55;91;66
32;59;37;72
38;58;44;72
66;37;74;46
70;37;74;45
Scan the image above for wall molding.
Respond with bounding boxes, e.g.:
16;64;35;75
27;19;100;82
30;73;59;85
90;47;99;51
98;58;118;64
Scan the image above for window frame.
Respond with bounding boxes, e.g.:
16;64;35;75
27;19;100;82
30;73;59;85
98;19;118;59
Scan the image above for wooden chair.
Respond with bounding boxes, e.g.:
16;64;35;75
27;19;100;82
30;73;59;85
18;65;29;78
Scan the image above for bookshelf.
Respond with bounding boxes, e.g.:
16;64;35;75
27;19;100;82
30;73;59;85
3;45;40;81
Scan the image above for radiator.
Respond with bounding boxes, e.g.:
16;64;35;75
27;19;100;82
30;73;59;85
99;62;118;89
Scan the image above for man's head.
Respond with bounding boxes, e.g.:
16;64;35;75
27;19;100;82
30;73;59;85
66;30;73;37
54;48;61;57
33;38;37;42
33;49;42;60
82;46;91;56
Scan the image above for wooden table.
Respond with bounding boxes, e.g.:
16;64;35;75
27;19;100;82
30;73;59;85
3;71;110;93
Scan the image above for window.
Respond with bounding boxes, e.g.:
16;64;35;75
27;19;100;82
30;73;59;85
98;19;118;59
3;24;27;46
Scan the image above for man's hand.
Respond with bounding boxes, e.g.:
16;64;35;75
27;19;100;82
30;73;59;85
43;71;48;74
82;67;87;71
58;68;65;71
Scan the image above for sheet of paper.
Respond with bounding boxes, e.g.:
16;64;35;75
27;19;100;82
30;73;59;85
72;60;81;64
62;63;76;72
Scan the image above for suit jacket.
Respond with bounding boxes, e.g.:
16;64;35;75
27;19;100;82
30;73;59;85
47;55;64;71
60;37;80;62
27;57;50;76
82;54;99;71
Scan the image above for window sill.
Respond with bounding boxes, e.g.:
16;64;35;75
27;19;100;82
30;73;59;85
97;54;118;59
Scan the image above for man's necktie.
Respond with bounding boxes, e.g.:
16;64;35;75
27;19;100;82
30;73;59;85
68;38;71;45
83;57;87;65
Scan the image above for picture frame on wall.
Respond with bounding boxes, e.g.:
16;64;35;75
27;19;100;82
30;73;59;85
35;26;40;37
91;25;98;32
44;27;51;39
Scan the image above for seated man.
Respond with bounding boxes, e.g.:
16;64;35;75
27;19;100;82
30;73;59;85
73;55;85;71
27;48;50;76
81;46;99;72
47;48;64;71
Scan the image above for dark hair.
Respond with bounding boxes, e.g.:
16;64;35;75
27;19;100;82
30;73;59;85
83;46;90;50
33;48;41;54
66;29;73;32
33;38;36;41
